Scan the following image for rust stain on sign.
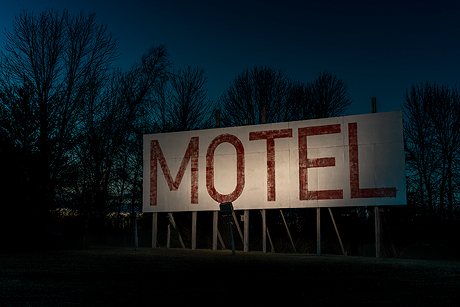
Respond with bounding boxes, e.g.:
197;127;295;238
298;124;343;200
348;123;397;198
206;134;245;203
249;129;292;201
144;111;405;212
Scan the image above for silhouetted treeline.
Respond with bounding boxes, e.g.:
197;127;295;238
403;82;460;243
0;9;458;250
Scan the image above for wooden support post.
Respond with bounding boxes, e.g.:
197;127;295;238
260;209;275;253
372;97;377;113
375;207;381;257
191;211;197;250
372;99;381;258
375;206;381;258
328;208;346;255
261;103;268;265
382;209;398;257
232;211;244;244
152;124;158;248
267;227;275;253
261;209;267;253
280;209;296;253
212;111;221;251
167;221;171;248
225;216;235;255
152;212;157;248
212;211;218;251
244;210;249;252
217;229;226;250
168;213;185;249
317;208;321;256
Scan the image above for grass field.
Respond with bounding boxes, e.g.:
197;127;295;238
1;247;459;306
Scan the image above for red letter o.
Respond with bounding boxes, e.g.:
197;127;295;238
206;134;245;203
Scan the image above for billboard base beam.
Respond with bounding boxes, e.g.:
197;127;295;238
262;209;266;253
375;207;380;258
382;209;398;258
232;211;244;244
317;208;321;256
212;211;226;250
192;212;197;250
244;210;249;252
328;208;347;256
260;209;275;253
266;225;275;253
280;209;296;253
152;212;157;248
168;213;185;249
212;212;218;250
217;228;226;250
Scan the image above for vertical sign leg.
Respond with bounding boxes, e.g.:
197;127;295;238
280;209;296;253
212;211;218;251
267;227;275;253
317;208;321;256
217;230;226;250
168;213;185;249
152;212;157;248
262;209;267;253
375;206;381;258
328;208;346;255
167;220;171;248
244;210;249;252
232;211;244;244
227;216;235;255
373;99;380;258
192;211;197;250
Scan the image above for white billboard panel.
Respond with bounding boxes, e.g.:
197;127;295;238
143;111;406;212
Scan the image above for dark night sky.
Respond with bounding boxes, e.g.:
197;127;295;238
2;0;460;116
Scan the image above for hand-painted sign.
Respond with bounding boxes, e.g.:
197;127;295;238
143;111;406;212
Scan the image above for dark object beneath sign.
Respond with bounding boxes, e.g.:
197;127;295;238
219;202;235;255
219;202;233;214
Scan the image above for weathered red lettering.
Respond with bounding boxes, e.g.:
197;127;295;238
348;123;396;198
206;134;245;203
150;137;199;206
298;124;343;200
249;129;292;201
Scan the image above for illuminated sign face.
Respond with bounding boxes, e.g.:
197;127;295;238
143;111;406;212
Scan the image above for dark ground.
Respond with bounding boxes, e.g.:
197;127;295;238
1;247;459;306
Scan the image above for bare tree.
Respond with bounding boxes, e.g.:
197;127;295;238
403;83;439;224
0;85;41;239
403;82;460;230
0;9;119;210
218;68;351;126
0;9;120;247
423;83;460;225
75;45;171;223
286;81;315;121
151;66;211;132
218;65;294;126
0;84;38;154
309;71;352;118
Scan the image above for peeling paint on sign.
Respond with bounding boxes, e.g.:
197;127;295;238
206;134;245;203
143;111;406;212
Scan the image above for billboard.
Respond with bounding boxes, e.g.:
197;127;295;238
143;111;406;212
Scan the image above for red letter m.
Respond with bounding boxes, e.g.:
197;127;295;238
150;137;199;206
